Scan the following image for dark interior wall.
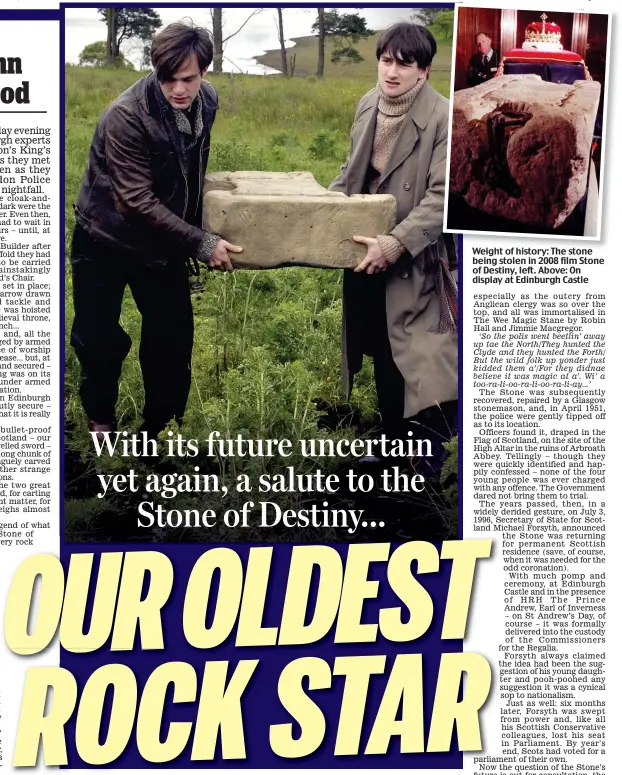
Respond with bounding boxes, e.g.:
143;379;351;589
516;11;574;55
587;13;608;81
455;7;501;91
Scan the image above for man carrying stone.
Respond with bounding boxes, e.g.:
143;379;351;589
70;21;241;439
329;22;458;475
467;32;498;87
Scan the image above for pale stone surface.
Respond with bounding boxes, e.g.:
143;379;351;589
203;171;396;269
450;75;601;228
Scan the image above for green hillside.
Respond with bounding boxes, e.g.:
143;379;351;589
255;30;453;79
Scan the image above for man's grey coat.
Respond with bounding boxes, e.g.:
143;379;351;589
330;80;458;418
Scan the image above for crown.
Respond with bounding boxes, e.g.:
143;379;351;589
525;13;562;44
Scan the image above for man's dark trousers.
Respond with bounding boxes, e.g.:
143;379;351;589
70;225;194;432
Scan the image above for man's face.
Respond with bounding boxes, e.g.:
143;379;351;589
378;50;426;97
476;35;492;55
159;53;205;110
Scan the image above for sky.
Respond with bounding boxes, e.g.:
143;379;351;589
64;7;418;73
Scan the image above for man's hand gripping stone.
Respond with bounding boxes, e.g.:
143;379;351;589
207;239;243;272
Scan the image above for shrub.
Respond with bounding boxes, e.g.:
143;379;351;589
270;130;300;148
308;129;339;160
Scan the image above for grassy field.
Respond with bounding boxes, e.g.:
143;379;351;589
64;62;455;542
256;30;453;78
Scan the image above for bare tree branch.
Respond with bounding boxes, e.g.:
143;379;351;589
116;19;130;50
222;8;263;44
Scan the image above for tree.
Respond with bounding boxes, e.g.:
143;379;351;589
140;43;152;70
316;8;325;77
105;8;117;65
210;8;223;73
311;10;373;66
432;9;454;39
412;7;445;27
78;40;134;69
98;7;162;61
277;9;288;76
209;8;263;74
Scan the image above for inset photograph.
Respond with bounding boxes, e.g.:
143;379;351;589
446;8;609;238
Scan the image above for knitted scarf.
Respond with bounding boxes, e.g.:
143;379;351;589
431;255;459;334
173;92;204;151
155;84;204;153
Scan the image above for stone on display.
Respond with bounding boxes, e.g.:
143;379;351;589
450;75;601;229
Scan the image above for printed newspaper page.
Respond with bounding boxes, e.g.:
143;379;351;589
0;0;619;773
0;9;60;771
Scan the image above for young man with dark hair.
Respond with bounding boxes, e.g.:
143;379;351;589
70;22;242;440
330;22;458;474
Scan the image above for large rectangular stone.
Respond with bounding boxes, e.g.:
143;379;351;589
203;171;396;269
449;75;601;229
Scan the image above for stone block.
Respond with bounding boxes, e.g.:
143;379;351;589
203;171;396;269
450;75;601;228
